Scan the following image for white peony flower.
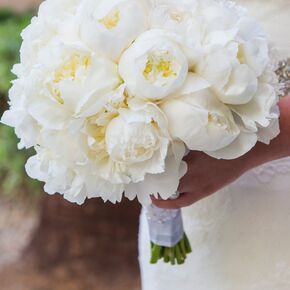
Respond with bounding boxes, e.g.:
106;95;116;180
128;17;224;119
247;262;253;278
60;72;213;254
238;38;270;77
1;80;40;149
162;85;240;152
25;40;121;130
149;0;199;38
194;4;271;106
25;128;125;205
77;0;148;61
230;84;279;131
90;99;170;184
149;0;204;65
205;130;258;160
17;0;81;76
201;78;279;160
84;96;185;204
124;141;187;204
196;43;258;105
119;29;188;101
2;38;121;149
25;93;186;205
199;0;242;33
150;0;197;27
26;148;88;205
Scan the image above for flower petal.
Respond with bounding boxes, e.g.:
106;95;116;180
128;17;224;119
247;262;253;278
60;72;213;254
216;64;258;105
231;84;278;130
205;131;258;160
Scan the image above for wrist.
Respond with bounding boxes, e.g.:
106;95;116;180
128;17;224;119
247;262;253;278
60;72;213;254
278;96;290;156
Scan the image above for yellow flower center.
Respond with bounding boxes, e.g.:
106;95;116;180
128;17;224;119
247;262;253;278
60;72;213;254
208;112;214;123
88;122;109;160
237;45;245;64
170;11;183;23
99;10;120;30
54;54;91;83
51;87;64;105
51;54;92;104
87;95;128;161
208;112;229;130
143;55;176;81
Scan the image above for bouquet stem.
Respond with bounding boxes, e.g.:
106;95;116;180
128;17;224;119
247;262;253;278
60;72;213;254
150;233;192;265
145;204;192;265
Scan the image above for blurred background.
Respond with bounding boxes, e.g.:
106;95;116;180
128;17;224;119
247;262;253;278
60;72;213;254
0;1;141;289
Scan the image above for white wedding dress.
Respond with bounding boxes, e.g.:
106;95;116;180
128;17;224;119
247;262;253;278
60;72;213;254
139;1;290;289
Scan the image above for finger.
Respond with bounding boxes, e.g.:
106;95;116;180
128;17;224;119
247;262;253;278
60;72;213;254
178;178;194;194
178;173;199;194
151;192;198;209
183;150;204;162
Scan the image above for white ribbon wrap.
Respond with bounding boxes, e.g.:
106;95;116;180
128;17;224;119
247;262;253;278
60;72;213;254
145;204;184;247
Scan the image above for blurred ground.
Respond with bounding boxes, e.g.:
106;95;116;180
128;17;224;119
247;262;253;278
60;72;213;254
0;196;39;266
0;195;141;290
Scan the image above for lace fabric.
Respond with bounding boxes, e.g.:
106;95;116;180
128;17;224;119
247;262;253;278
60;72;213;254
235;157;290;187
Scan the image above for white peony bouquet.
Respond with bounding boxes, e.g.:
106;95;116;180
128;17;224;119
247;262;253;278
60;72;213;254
1;0;280;265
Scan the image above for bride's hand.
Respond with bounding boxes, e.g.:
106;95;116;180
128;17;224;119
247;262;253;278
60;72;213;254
153;150;253;209
153;96;290;209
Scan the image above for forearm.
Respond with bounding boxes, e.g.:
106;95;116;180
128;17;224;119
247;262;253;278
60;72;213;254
274;96;290;156
241;95;290;172
278;95;290;156
154;96;290;208
154;96;290;209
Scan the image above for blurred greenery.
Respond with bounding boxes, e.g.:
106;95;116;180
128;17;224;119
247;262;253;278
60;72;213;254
0;10;33;94
0;9;40;198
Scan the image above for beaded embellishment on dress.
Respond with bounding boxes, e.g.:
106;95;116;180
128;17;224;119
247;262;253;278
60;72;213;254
276;58;290;96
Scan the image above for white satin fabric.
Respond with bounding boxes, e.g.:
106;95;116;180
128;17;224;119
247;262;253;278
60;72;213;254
139;1;290;289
